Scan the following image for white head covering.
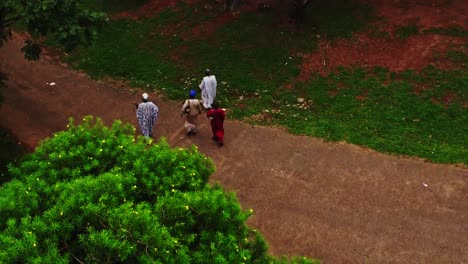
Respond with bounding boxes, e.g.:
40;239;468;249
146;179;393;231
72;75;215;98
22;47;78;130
142;93;149;100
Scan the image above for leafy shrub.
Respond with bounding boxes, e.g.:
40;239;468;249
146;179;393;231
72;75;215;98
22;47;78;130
0;116;316;263
395;24;419;40
447;47;467;67
423;26;468;37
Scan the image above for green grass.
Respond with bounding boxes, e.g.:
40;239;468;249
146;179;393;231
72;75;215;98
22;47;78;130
304;0;373;39
424;26;468;37
273;66;467;164
446;44;468;68
81;0;148;13
60;0;467;164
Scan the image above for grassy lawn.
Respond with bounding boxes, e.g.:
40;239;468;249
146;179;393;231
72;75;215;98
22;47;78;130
275;67;467;164
62;0;467;164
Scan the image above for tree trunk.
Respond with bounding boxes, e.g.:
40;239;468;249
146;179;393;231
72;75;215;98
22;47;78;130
289;0;313;24
223;0;239;12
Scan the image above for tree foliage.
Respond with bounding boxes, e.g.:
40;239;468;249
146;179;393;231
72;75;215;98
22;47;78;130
0;0;106;60
0;116;315;263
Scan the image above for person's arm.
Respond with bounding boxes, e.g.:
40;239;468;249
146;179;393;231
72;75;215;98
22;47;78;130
153;105;159;123
181;99;189;111
136;104;141;119
181;100;189;116
220;109;226;120
199;77;205;90
196;101;202;114
207;109;213;119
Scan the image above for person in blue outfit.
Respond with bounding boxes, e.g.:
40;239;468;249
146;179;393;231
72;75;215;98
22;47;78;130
181;89;203;136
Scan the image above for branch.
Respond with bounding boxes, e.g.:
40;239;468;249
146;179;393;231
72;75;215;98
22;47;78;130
64;241;85;264
3;14;24;27
96;215;108;228
302;0;314;8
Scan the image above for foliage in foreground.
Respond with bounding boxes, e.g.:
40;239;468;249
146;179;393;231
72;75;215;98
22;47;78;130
0;117;316;263
1;0;106;60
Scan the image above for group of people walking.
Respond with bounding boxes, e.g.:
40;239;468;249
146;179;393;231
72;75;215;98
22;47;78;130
135;69;225;147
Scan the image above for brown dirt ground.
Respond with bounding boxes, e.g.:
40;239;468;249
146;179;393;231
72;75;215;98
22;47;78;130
2;32;468;263
299;0;468;79
112;0;200;20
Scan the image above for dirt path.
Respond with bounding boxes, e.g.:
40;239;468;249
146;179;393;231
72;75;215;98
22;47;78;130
1;34;467;263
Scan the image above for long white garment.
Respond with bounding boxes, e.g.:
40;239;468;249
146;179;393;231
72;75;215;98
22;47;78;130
136;102;159;137
199;75;217;108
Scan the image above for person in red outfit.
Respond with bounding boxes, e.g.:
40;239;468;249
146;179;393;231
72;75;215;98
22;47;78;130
206;101;225;146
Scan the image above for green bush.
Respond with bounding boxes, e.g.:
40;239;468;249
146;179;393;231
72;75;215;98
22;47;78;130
423;26;468;37
0;116;317;263
395;24;419;40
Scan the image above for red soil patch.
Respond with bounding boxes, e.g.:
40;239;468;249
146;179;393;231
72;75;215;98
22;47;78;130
298;0;468;80
112;0;199;20
298;34;465;79
114;0;269;41
412;84;432;96
184;0;270;40
356;91;369;101
328;89;339;97
183;12;238;40
441;90;457;104
156;11;240;42
168;45;189;63
374;0;467;29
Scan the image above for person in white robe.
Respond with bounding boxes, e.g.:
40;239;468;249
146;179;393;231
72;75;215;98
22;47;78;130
199;69;217;109
136;93;159;137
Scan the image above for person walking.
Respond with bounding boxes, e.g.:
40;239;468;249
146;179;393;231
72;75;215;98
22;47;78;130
135;93;159;137
181;89;203;136
199;68;217;109
207;101;225;146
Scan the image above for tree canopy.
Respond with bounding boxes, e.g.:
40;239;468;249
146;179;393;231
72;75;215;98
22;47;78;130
0;0;106;60
0;116;315;263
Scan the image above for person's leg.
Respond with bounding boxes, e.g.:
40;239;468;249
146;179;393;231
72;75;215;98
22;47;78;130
147;126;153;138
185;117;197;136
191;116;198;135
216;130;224;146
211;122;218;141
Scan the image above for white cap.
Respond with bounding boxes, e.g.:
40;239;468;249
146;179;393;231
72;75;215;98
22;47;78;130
142;93;149;100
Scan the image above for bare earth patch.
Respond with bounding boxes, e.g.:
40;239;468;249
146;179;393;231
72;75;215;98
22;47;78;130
298;0;468;79
112;0;199;20
299;34;466;79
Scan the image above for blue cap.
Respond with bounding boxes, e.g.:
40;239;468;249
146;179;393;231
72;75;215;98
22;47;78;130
189;90;196;97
